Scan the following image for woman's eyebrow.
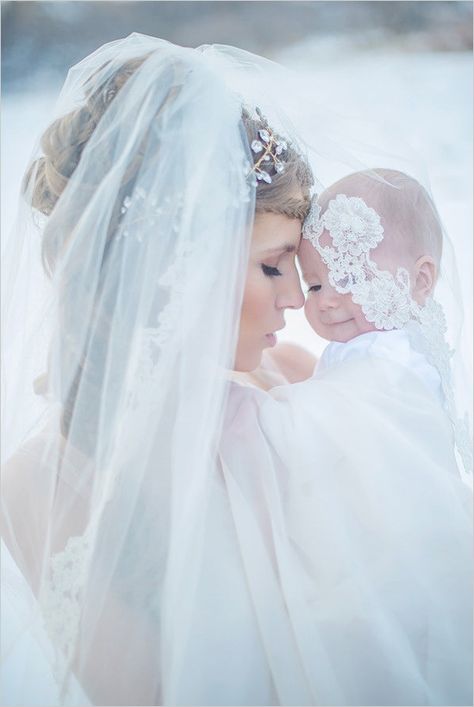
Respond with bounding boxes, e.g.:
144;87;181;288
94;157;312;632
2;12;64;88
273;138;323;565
260;244;297;255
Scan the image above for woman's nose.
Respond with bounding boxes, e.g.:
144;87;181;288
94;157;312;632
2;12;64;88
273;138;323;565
276;272;305;310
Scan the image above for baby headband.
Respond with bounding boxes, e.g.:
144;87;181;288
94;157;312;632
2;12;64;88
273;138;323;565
303;193;409;330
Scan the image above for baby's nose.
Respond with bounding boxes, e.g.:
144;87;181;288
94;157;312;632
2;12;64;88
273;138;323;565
318;287;340;310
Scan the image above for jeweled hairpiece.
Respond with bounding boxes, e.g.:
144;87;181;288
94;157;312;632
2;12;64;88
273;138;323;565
248;111;287;185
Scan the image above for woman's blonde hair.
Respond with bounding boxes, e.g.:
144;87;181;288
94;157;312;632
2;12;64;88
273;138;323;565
24;55;313;276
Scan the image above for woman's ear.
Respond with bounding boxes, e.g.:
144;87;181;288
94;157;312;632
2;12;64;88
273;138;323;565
413;256;437;303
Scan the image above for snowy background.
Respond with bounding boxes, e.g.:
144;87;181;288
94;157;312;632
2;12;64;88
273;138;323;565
2;1;472;360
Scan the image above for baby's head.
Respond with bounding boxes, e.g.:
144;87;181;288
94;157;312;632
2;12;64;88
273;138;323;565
299;168;443;343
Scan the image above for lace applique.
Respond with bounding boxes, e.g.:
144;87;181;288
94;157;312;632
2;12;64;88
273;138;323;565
145;239;196;353
354;269;412;331
454;414;474;474
407;300;472;474
304;196;413;331
302;196;323;244
320;194;384;256
117;189;185;241
121;236;199;412
41;527;94;696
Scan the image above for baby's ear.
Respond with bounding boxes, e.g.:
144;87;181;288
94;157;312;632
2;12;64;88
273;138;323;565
413;256;437;303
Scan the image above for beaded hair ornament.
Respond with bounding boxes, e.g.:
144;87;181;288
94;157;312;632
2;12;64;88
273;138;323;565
303;193;472;474
247;110;287;185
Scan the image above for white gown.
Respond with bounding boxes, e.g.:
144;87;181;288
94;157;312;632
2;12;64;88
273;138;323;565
220;329;473;705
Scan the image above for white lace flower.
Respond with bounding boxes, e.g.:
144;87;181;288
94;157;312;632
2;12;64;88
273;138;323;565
324;251;364;294
414;297;453;387
323;195;384;256
358;274;411;330
41;529;94;691
302;195;323;246
454;415;473;474
418;297;448;338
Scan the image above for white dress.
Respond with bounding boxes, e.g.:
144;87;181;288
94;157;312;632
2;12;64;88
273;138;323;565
220;329;472;705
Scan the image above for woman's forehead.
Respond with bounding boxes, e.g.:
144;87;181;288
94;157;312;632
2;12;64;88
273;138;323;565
252;212;302;253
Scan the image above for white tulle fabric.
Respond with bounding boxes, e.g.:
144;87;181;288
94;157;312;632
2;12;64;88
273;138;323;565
220;330;472;705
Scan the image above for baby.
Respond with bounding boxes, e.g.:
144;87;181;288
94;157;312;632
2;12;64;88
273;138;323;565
300;168;441;345
298;168;463;415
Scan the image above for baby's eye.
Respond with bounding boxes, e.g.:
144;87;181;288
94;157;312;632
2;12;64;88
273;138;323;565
261;264;282;277
307;284;321;293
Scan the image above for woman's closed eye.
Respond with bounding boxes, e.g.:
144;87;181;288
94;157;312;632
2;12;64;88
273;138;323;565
307;284;321;293
261;264;282;277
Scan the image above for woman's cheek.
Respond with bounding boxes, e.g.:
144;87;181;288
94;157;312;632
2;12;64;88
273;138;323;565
234;273;271;371
242;273;270;323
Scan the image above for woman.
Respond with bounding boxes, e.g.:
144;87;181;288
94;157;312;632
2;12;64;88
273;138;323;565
2;34;317;705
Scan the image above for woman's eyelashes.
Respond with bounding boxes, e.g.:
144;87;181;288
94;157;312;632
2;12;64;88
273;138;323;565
307;284;321;293
261;263;282;277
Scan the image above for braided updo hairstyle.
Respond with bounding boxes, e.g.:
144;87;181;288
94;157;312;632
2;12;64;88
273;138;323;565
25;56;149;217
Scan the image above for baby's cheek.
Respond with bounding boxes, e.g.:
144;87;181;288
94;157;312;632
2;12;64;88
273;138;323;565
345;295;363;319
352;306;378;334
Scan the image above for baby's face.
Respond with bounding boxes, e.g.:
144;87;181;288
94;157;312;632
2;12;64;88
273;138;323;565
298;237;378;343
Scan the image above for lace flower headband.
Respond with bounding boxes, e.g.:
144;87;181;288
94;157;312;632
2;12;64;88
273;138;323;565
302;194;407;330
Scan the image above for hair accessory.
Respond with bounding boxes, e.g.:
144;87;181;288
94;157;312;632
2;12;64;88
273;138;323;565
248;111;287;184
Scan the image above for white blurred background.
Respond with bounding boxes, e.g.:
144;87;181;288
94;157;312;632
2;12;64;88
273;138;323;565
2;1;472;359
